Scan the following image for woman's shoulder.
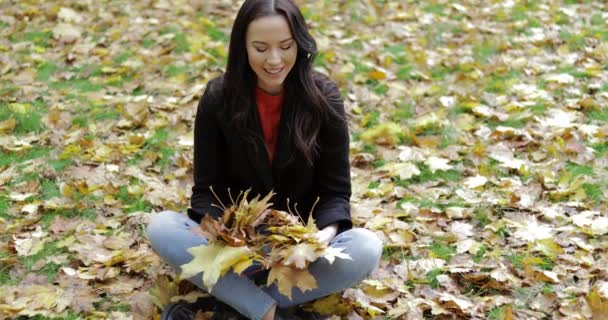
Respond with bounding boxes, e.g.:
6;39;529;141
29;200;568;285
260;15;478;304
204;74;225;97
312;71;340;98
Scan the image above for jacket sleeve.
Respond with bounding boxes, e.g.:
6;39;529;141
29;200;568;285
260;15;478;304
187;79;226;223
312;77;353;234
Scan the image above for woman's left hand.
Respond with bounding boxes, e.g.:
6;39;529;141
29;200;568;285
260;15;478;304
314;223;338;245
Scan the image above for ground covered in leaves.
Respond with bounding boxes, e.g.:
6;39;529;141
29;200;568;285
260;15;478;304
1;0;608;319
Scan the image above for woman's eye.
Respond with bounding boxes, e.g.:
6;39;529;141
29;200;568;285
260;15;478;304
281;46;291;50
255;48;266;53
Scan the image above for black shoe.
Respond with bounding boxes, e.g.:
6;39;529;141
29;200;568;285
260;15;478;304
161;296;233;320
161;301;200;320
274;307;327;320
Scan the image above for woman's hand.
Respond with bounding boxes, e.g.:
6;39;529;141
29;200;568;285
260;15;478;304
314;223;338;245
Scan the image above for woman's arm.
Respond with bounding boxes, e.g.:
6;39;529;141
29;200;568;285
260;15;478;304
188;79;226;223
312;75;353;235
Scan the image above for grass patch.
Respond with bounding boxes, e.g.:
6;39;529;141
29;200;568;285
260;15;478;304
49;159;73;172
15;313;80;320
41;208;96;229
36;61;58;82
565;162;595;177
474;207;492;227
20;241;68;272
113;51;132;65
10;30;53;47
473;43;499;63
115;186;154;213
41;179;61;200
485;70;521;93
390;101;416;122
164;64;189;77
0;147;51;168
591;141;608;155
0;267;14;285
49;78;104;92
207;26;229;42
583;183;602;205
0;101;46;135
429;241;456;261
426;269;445;288
472;244;487;263
159;25;190;53
398;163;462;186
588;108;608;122
487;117;526;129
0;195;9;219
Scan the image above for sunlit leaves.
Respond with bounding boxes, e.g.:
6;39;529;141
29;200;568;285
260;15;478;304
181;243;252;290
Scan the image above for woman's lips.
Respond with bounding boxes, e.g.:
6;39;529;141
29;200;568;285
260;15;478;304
264;67;284;77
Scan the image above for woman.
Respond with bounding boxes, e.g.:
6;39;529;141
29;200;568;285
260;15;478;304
146;0;383;319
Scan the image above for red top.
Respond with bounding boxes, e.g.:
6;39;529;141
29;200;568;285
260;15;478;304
255;87;284;163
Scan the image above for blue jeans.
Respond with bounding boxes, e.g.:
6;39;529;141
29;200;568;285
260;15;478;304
146;211;383;320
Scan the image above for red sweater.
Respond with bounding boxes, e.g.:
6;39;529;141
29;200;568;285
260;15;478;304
255;87;283;162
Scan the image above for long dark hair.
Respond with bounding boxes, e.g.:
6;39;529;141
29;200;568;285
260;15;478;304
223;0;332;165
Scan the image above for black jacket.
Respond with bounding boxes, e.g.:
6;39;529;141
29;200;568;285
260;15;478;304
187;72;353;234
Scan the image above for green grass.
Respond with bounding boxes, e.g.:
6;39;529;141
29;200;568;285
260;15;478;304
19;241;68;276
49;159;73;172
0;267;14;285
40;208;96;229
159;25;190;53
36;61;58;82
49;78;104;92
390;101;416;122
591;141;608;155
0;147;51;168
425;268;445;288
207;26;229;42
408;163;462;185
473;244;487;263
113;51;132;65
429;242;456;261
565;162;595;177
41;179;61;200
474;207;492;227
115;186;154;213
10;30;53;47
0;101;46;135
589;108;608;122
473;43;499;63
0;195;8;219
583;183;602;205
487;306;506;320
487;117;526;129
15;314;80;320
164;64;189;77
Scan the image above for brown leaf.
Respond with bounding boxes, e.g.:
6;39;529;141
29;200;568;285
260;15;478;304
267;264;318;300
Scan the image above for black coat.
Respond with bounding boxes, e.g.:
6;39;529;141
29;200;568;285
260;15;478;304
187;72;353;234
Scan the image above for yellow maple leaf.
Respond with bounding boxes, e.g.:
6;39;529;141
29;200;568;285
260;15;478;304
281;243;319;269
149;275;179;309
181;243;252;290
268;264;317;300
587;287;608;320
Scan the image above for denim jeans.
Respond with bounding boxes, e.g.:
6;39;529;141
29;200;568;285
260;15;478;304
146;211;383;320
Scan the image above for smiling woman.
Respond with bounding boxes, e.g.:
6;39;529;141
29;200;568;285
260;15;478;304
246;15;297;95
145;1;383;319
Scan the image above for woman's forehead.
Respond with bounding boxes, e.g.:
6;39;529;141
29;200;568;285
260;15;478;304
246;15;293;43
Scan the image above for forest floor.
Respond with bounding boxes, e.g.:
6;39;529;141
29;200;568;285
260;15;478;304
1;0;607;319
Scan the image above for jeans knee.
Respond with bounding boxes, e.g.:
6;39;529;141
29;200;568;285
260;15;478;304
146;210;180;243
349;228;383;274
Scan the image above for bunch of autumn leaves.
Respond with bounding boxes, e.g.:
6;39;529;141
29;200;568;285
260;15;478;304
180;191;351;299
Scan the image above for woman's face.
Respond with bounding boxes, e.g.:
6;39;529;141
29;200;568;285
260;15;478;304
245;14;297;95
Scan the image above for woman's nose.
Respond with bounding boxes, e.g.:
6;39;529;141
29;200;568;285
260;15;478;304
266;49;281;64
